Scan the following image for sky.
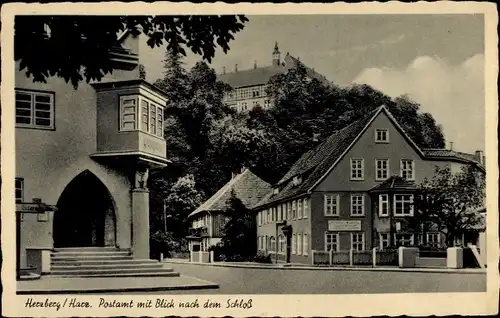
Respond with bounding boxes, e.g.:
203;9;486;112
142;14;485;154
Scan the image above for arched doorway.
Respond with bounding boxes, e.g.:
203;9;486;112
53;170;116;248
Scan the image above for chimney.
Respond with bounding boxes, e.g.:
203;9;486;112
254;60;257;69
222;66;226;75
449;141;454;151
475;150;485;165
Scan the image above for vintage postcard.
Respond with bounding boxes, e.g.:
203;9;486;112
1;1;498;317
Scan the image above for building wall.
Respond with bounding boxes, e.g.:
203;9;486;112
15;60;137;266
256;196;312;264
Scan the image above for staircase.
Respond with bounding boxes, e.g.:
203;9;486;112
50;247;180;278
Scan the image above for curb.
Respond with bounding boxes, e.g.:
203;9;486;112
17;282;219;295
163;260;487;274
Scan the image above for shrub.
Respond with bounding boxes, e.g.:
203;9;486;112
253;251;272;264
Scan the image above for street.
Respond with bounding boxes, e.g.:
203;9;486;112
128;263;487;294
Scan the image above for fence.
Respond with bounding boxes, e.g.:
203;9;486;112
311;249;398;267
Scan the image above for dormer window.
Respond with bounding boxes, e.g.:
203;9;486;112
120;95;164;137
375;129;389;143
273;187;279;195
292;176;302;186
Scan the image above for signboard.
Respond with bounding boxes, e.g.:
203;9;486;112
328;220;362;231
16;203;45;213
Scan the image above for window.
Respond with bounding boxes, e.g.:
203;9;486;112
267;209;272;223
287;202;292;220
281;203;286;221
375;129;389;143
375;159;389;180
325;233;339;252
120;96;138;130
426;233;440;248
350;159;364;180
292;200;297;219
297;234;302;255
277;204;282;221
297;200;303;219
303;198;309;219
258;211;262;226
394;194;414;216
324;194;339;216
264;236;268;251
269;237;276;252
15;90;55;129
120;95;165;136
379;194;389;217
350;194;365;216
351;233;365;251
15;178;24;203
379;233;390;249
303;234;309;255
394;234;414;247
400;159;415;180
279;234;286;253
292;234;297;254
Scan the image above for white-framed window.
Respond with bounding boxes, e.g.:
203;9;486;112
292;234;297;255
379;194;389;217
277;204;282;221
351;233;365;251
279;234;286;253
297;234;303;255
426;233;440;247
379;233;390;249
264;236;268;251
324;194;340;216
287;202;292;220
15;178;24;203
297;200;303;219
282;203;287;221
292;200;297;219
303;234;309;256
268;209;272;223
120;95;165;137
258;211;262;226
303;198;309;219
394;194;414;216
120;96;138;131
400;159;415;180
375;129;389;143
394;234;414;247
350;194;365;216
350;159;364;180
258;236;262;250
375;159;389;181
325;232;339;252
15;89;55;129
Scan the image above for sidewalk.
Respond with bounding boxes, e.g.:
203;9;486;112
164;258;487;274
17;275;219;294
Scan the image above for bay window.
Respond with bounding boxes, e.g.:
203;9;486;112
119;95;165;137
394;194;414;216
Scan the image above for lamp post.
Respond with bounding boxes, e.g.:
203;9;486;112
275;221;287;264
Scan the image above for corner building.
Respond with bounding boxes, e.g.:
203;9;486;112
253;106;485;264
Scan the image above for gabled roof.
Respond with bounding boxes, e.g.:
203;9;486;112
370;176;417;192
188;169;271;218
254;107;384;208
218;54;331;88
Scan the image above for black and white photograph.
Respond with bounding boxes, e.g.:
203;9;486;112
1;2;498;317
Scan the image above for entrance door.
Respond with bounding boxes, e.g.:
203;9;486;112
53;170;115;248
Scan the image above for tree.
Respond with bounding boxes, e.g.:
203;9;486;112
15;15;248;87
416;165;485;247
219;191;257;260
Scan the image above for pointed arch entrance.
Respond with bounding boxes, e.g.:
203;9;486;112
53;170;117;248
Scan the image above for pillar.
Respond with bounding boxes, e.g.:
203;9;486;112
131;188;150;259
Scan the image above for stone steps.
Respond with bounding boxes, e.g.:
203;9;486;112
49;247;180;278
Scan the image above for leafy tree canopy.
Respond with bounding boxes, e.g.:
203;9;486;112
14;15;248;87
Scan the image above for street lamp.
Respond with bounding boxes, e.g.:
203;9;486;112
275;220;287;264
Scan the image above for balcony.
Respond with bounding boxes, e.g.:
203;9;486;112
90;79;170;169
187;226;210;239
